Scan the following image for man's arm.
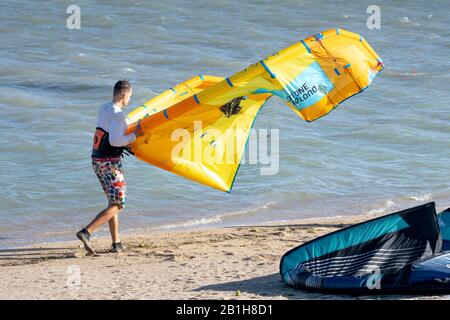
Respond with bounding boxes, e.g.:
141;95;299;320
109;111;136;147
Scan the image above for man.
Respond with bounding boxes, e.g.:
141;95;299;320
77;80;143;254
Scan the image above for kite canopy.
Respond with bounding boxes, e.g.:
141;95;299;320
280;202;450;294
438;207;450;251
126;28;384;191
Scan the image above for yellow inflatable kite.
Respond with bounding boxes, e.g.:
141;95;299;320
125;28;384;192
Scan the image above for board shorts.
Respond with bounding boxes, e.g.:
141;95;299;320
92;158;126;208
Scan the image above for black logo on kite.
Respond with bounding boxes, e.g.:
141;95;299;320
220;97;245;118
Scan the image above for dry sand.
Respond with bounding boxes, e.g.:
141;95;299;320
0;214;448;300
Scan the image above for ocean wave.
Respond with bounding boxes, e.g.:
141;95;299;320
400;16;410;24
366;194;434;217
407;194;432;202
155;201;276;230
367;199;395;216
429;34;441;40
400;16;420;26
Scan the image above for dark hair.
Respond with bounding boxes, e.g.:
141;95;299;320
113;80;131;98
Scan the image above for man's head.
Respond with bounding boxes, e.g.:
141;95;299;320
113;80;132;108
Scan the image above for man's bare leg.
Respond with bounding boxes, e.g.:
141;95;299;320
85;204;122;235
108;214;120;244
77;204;122;255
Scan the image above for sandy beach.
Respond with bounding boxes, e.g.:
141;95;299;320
0;213;448;300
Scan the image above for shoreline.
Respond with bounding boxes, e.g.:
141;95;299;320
3;199;448;251
0;211;374;253
0;212;448;300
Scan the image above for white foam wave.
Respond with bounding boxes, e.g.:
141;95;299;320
408;193;432;202
155;201;276;230
429;34;441;40
400;16;410;23
400;16;420;26
367;199;395;216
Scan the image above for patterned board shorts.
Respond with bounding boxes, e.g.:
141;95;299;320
92;158;126;208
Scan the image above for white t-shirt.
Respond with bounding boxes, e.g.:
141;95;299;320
96;101;136;147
